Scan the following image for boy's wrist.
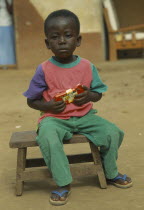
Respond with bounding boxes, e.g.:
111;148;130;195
89;91;102;102
27;98;52;112
41;101;53;112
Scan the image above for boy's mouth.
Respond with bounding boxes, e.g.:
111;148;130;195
59;49;68;52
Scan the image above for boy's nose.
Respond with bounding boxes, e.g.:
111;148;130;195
58;36;66;44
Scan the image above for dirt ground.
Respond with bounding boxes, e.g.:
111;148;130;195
0;58;144;210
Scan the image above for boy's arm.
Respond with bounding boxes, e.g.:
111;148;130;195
27;98;66;114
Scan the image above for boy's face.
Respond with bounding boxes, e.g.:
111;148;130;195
45;17;81;62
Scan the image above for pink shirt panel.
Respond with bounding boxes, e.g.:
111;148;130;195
38;58;93;122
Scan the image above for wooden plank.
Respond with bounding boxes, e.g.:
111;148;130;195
10;131;37;148
9;131;89;148
22;168;52;181
70;163;98;178
21;163;98;181
89;142;107;188
118;24;144;32
65;135;88;144
116;40;144;49
96;165;107;189
89;142;101;165
16;148;27;196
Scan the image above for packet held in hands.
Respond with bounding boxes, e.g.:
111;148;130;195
54;84;84;104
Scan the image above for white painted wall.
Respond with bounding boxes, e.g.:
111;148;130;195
30;0;103;33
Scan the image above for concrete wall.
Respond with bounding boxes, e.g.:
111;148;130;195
113;0;144;27
14;0;104;69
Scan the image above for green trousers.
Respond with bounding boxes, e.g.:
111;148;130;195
36;110;124;186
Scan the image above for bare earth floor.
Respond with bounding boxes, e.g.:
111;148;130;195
0;59;144;210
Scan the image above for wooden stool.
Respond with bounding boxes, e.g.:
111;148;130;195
9;130;107;196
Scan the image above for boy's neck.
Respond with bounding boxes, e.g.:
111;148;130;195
53;55;77;64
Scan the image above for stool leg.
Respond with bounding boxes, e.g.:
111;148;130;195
16;148;27;196
89;142;107;189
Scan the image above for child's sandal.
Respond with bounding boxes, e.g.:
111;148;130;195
107;174;133;188
49;189;71;206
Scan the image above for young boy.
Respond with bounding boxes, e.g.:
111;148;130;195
23;9;132;206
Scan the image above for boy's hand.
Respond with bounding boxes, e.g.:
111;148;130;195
73;86;91;106
73;85;102;106
47;99;66;114
27;98;66;114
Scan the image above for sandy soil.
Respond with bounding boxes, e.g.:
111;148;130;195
0;58;144;210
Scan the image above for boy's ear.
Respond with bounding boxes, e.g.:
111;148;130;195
45;39;51;49
76;35;82;47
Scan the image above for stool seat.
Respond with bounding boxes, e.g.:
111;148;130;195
10;130;107;196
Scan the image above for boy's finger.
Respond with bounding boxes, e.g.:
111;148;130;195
73;98;85;104
55;105;66;113
75;92;86;98
56;102;66;109
55;100;65;105
82;85;88;90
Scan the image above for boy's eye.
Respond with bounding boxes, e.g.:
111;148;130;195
65;34;72;38
51;35;58;39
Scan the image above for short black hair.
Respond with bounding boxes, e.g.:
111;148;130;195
44;9;80;36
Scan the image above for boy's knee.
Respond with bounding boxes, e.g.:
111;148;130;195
104;122;123;135
99;122;123;144
106;123;124;147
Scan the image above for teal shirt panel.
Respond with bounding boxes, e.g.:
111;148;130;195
90;63;108;93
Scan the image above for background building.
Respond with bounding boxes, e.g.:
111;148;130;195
13;0;144;69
